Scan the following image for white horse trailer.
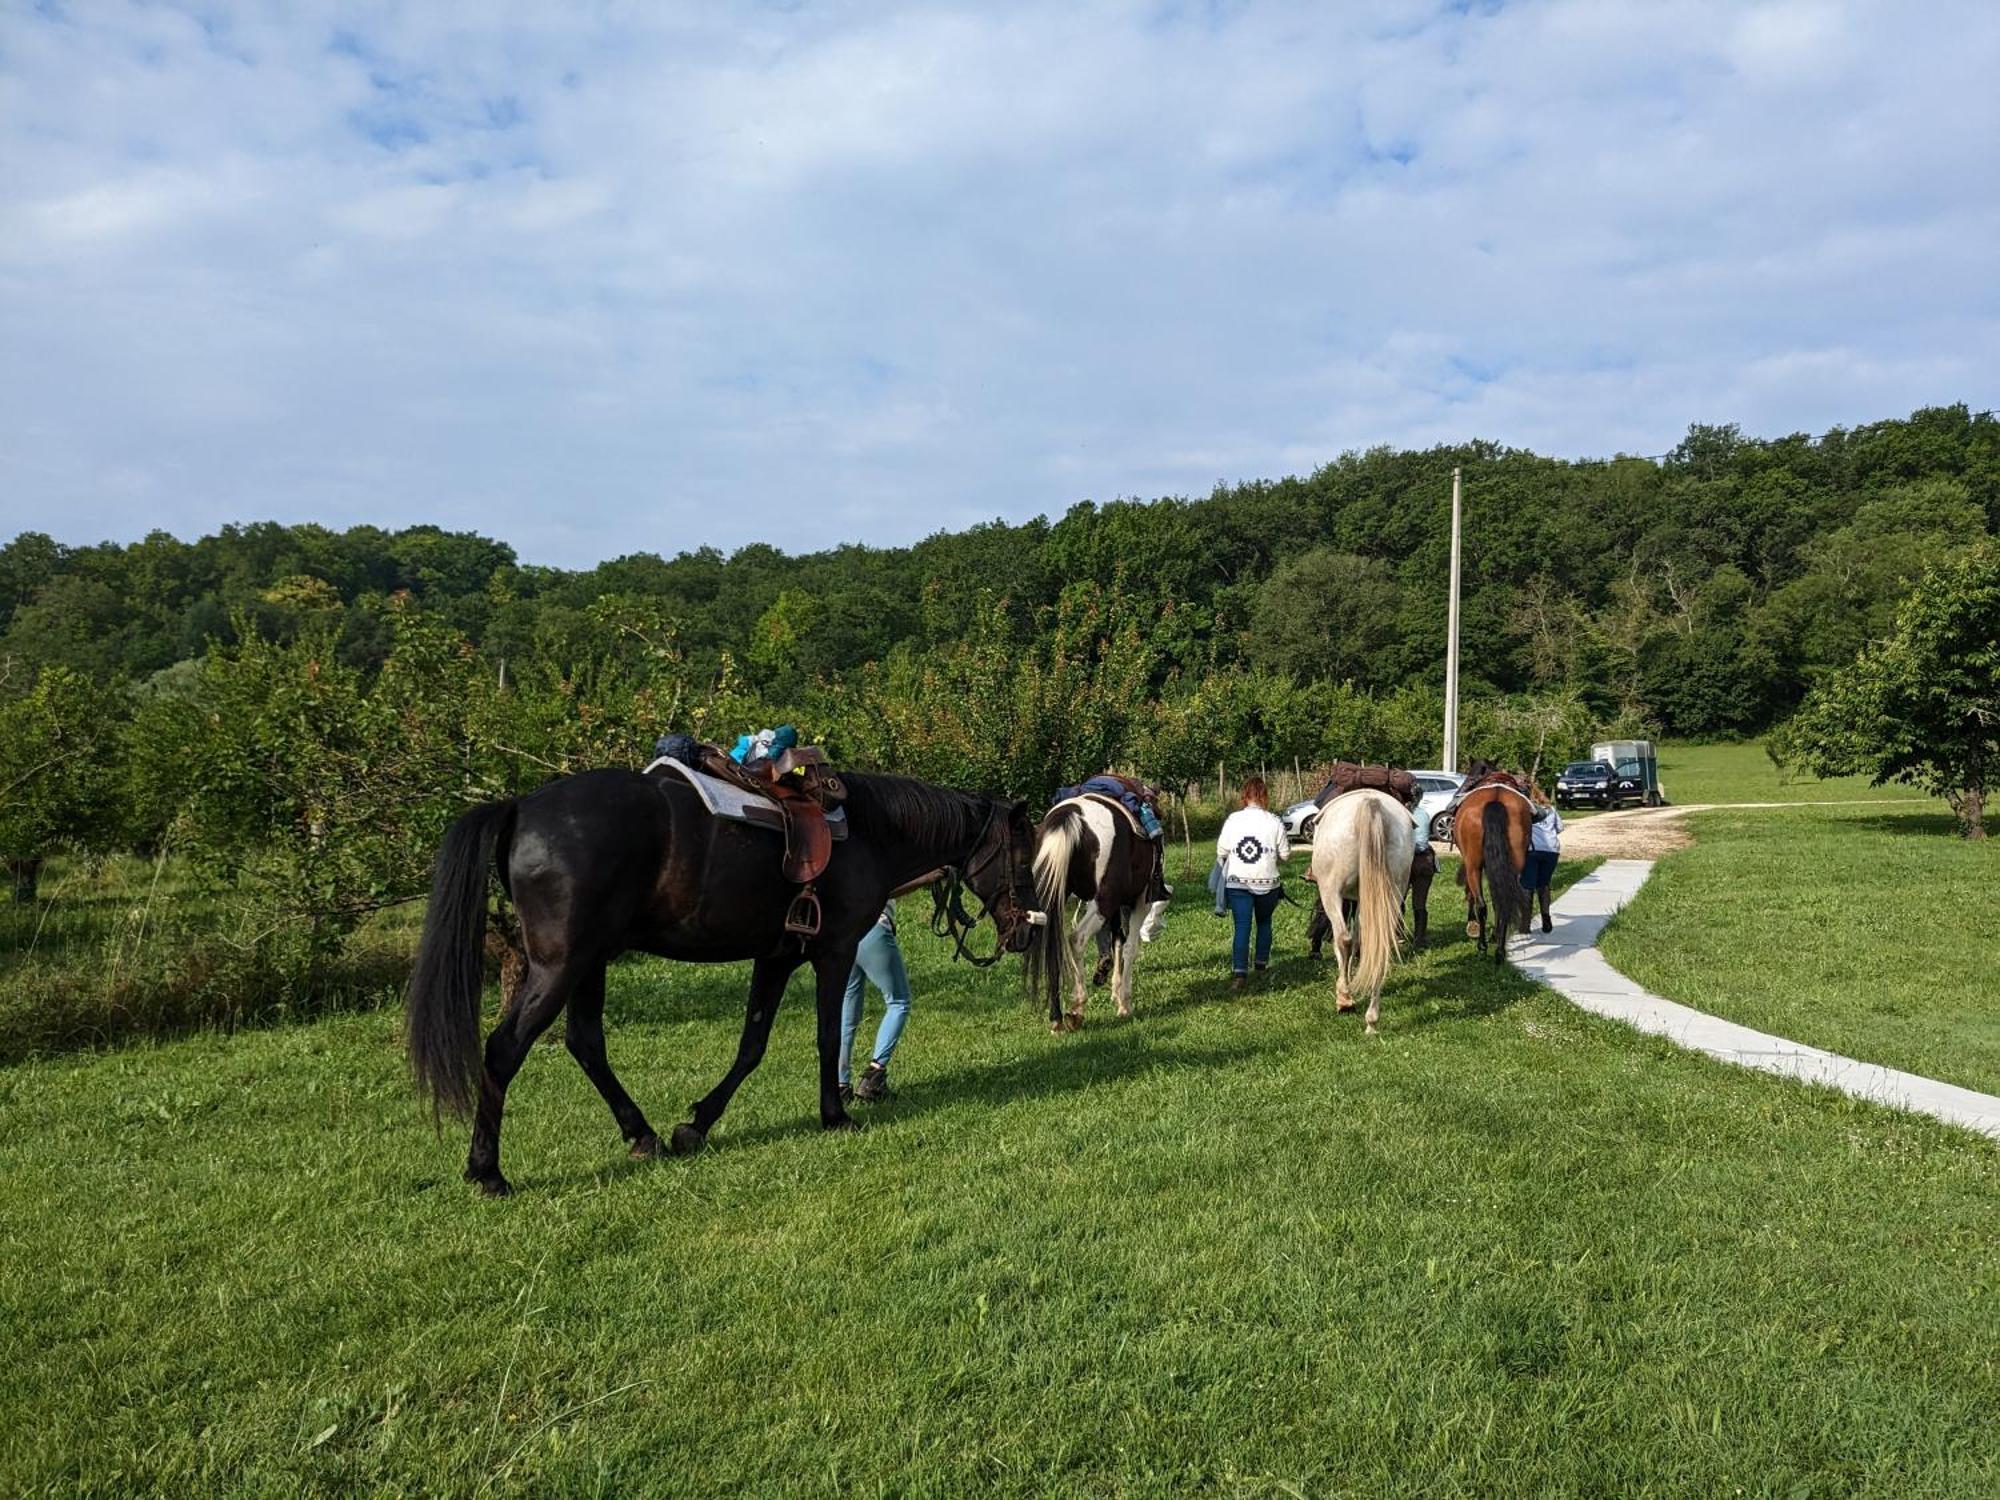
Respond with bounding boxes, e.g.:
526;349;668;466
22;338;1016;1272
1591;740;1665;806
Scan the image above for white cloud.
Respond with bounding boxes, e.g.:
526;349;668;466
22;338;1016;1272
1;0;1996;567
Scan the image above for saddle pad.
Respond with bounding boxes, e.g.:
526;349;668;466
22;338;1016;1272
645;757;847;838
1074;792;1147;838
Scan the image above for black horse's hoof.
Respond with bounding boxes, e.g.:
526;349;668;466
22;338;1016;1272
823;1114;862;1132
629;1132;662;1159
668;1123;707;1156
465;1167;512;1197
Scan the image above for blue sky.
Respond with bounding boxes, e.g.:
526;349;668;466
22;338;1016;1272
3;0;1996;568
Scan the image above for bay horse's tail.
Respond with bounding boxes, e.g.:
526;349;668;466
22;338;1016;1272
408;799;515;1121
1481;798;1531;954
1025;804;1079;1025
1352;796;1403;1002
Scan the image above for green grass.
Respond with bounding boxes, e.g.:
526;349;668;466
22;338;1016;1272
0;855;421;1063
3;867;1995;1497
1655;741;1934;808
1601;802;2000;1096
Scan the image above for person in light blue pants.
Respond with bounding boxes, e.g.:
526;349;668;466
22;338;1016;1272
840;904;912;1102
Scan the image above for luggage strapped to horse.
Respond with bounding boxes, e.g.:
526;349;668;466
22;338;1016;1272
1314;761;1421;810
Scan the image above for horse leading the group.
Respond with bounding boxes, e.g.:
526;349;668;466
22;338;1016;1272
407;766;1043;1196
1451;761;1535;961
1308;788;1416;1033
1027;792;1168;1029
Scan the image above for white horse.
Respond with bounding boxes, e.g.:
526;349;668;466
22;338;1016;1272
1309;789;1416;1034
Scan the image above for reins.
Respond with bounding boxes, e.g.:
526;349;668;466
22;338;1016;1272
927;802;1013;967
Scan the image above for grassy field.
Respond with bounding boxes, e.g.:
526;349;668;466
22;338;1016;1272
1602;801;2000;1096
0;855;419;1064
1654;740;1932;808
3;852;1996;1496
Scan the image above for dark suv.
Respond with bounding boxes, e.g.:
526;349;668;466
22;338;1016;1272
1554;761;1618;808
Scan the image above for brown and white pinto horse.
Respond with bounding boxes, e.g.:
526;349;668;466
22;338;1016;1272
1026;795;1167;1030
1451;771;1535;961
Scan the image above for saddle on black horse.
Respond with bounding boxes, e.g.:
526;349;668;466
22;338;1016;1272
647;740;849;937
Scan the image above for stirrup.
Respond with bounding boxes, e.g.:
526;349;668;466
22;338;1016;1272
785;886;823;937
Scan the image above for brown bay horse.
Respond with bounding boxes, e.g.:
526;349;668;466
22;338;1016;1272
1451;771;1535;961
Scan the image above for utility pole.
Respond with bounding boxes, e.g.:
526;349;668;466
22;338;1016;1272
1442;466;1462;773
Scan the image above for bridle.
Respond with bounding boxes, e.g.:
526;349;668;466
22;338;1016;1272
928;802;1041;967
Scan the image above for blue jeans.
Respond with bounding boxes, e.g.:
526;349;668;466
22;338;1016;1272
1225;886;1282;975
840;922;912;1083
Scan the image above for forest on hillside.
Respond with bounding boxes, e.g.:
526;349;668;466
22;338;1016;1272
2;403;1994;1045
7;403;1996;744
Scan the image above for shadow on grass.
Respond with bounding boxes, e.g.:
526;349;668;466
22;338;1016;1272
1826;811;1985;841
686;1030;1267;1158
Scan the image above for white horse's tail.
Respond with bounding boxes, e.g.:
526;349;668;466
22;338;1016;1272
1027;804;1083;1018
1352;797;1403;1002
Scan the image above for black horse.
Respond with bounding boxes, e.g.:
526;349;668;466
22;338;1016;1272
407;767;1044;1195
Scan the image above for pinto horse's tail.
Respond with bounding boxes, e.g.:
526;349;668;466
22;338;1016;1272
1352;796;1404;1002
1026;804;1080;1025
1481;798;1531;956
407;799;515;1121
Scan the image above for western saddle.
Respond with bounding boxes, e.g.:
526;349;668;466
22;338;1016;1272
691;742;848;937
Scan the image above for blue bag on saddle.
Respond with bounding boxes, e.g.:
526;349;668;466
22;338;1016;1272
1061;775;1162;838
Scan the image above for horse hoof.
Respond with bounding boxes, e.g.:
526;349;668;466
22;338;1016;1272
629;1133;662;1159
1365;1023;1378;1037
1465;921;1482;938
467;1172;511;1197
1063;1013;1084;1033
1336;999;1355;1013
668;1123;707;1156
824;1114;862;1133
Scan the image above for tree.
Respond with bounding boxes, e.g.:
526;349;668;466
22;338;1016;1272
1248;549;1401;688
0;663;119;897
1772;543;1999;838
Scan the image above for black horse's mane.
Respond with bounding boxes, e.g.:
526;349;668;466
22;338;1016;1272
840;771;993;850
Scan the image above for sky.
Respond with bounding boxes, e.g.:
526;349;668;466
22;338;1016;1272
3;1;1997;569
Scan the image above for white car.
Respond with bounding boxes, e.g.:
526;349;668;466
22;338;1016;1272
1281;770;1465;846
1413;771;1467;846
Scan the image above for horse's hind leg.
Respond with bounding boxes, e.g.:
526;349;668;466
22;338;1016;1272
1331;895;1356;1014
564;962;661;1160
1091;927;1115;988
466;960;578;1197
1066;906;1105;1029
1113;913;1138;1018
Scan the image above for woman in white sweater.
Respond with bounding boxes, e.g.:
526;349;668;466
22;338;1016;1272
1215;776;1291;990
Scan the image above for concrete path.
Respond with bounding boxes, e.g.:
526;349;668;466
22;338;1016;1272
1512;860;2000;1142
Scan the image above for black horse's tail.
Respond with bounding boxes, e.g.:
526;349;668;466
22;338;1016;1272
1481;798;1531;952
1025;804;1079;1025
408;799;515;1121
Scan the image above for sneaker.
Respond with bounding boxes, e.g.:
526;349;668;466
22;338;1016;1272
855;1061;894;1102
1229;973;1247;994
